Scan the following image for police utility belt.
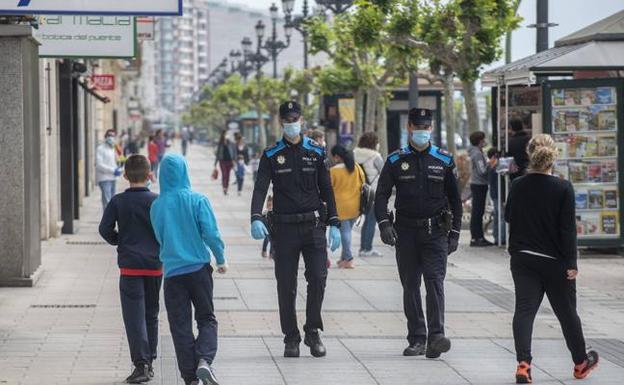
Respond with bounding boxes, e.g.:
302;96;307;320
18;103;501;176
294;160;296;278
268;204;328;225
394;211;452;233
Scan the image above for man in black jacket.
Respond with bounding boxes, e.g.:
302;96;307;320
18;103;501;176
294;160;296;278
507;119;531;180
99;155;162;384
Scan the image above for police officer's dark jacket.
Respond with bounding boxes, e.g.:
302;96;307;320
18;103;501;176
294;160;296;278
251;136;340;226
375;143;462;232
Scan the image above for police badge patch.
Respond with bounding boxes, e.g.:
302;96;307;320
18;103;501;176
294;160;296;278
401;162;410;171
277;155;286;165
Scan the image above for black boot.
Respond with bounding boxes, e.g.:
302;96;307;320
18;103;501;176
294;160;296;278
284;341;300;358
403;342;426;356
126;364;151;383
304;333;327;358
426;335;451;358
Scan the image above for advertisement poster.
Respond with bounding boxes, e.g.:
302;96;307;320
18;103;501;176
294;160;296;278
0;0;182;15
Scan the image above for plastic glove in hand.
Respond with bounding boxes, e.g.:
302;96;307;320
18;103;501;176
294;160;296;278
251;220;269;240
328;226;341;252
114;167;123;177
448;231;460;255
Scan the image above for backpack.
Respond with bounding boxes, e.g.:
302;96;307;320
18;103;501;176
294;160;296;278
357;163;375;216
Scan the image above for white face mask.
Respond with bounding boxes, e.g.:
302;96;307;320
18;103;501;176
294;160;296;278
283;122;302;139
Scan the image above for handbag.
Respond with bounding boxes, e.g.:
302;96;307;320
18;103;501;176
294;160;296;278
211;168;219;181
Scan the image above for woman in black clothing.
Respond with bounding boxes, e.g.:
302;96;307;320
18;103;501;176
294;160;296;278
214;130;236;195
505;134;598;384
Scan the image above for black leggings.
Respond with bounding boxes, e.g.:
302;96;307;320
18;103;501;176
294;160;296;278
470;184;488;240
511;253;587;365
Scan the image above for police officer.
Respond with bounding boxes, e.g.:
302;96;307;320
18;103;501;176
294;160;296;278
250;101;342;358
375;108;462;358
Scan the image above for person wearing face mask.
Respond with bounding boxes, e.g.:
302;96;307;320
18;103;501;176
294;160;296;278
375;108;462;359
468;131;494;247
250;101;341;359
96;129;123;209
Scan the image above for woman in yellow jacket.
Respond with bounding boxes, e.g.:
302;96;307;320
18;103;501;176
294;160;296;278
330;145;365;269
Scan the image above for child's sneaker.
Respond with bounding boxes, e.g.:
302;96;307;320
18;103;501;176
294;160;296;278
125;364;150;384
515;361;532;384
574;350;599;379
196;359;219;385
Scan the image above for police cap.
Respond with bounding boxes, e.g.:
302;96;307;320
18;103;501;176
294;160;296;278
408;108;433;125
279;101;302;119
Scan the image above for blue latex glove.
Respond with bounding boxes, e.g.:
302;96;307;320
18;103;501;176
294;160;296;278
328;226;341;252
114;167;123;177
251;220;269;240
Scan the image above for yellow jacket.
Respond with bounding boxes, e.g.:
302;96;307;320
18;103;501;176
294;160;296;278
330;163;365;221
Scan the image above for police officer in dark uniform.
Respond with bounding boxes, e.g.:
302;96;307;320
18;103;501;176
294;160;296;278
375;108;462;358
250;101;342;358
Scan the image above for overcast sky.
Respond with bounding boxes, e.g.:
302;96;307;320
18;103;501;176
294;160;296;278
232;0;623;66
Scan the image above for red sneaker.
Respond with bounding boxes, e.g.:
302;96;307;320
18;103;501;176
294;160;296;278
515;361;532;384
574;351;599;379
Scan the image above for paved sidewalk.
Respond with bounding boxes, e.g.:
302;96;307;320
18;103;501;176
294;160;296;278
1;144;623;385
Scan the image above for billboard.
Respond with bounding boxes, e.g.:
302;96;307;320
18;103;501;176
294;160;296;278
36;15;136;58
0;0;182;15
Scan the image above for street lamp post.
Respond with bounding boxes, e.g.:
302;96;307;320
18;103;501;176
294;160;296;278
259;3;292;78
315;0;354;14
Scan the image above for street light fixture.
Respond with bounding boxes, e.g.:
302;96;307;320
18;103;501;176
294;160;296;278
258;3;291;78
315;0;354;14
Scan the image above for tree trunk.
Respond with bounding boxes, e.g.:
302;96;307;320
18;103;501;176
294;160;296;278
270;110;281;143
375;92;389;157
364;87;378;133
354;88;365;141
443;71;457;154
256;102;266;149
462;79;480;134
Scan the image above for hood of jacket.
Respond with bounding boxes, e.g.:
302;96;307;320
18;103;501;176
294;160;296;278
159;154;191;194
353;147;379;163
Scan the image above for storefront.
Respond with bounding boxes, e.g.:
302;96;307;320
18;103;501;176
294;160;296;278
482;10;624;248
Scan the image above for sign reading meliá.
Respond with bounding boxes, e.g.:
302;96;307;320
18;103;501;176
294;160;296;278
36;15;136;58
2;0;182;15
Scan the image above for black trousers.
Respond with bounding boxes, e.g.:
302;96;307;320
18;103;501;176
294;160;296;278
119;275;162;367
164;265;218;382
511;254;587;365
272;221;328;343
395;224;448;345
470;184;489;240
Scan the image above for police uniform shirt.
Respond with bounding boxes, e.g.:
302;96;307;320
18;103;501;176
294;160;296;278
251;136;340;226
375;144;462;232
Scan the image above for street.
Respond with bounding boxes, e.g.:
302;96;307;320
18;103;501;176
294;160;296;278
0;145;622;385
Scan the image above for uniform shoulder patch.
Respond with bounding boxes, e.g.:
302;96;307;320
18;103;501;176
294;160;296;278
265;140;286;158
388;146;412;164
302;136;324;156
429;145;452;166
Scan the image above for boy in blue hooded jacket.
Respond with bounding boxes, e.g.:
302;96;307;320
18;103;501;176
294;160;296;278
150;154;227;385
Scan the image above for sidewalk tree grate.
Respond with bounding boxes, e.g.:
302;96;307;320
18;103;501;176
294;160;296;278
66;241;107;245
30;304;96;309
587;338;624;368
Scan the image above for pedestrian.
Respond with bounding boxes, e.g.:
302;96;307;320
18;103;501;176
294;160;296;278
250;152;261;183
505;134;599;384
148;135;160;179
375;108;462;358
98;155;162;384
96;129;122;209
261;196;273;259
150;154;228;385
307;129;331;169
214;130;236;196
507;119;531;181
234;133;250;165
250;101;341;359
468;131;493;247
181;127;190;157
155;129;167;163
235;154;246;196
487;148;506;245
354;132;384;257
330;144;365;269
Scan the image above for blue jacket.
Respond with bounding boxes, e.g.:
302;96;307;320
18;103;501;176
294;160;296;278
150;154;226;277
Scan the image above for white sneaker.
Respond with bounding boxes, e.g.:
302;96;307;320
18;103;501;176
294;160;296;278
196;359;219;385
368;250;383;257
358;250;372;257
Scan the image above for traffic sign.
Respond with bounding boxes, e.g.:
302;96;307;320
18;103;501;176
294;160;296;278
0;0;182;16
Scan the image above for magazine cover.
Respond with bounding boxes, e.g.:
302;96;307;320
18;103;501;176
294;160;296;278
598;135;617;157
598;109;617;130
579;110;592;130
569;162;588;183
575;191;588;209
555;139;568;159
577;212;600;236
588;190;604;209
604;189;618;208
564;89;581;106
580;89;596;106
552;89;565;106
585;139;599;158
553;161;569;180
601;212;618;235
601;160;617;183
595;87;615;104
588;163;602;183
565;111;580;131
553;110;567;132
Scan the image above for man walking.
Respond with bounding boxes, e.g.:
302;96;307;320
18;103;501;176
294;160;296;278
375;108;462;358
96;129;121;209
250;101;341;358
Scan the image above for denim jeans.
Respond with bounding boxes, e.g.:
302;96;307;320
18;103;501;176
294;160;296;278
360;206;376;252
164;265;218;382
340;219;357;261
99;180;116;209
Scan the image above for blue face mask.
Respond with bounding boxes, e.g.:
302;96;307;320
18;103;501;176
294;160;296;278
105;136;115;146
411;130;431;147
283;122;302;139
